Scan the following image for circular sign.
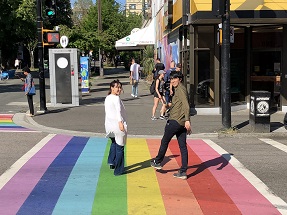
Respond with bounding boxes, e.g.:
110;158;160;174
126;37;130;42
57;57;68;69
257;101;269;114
60;36;69;48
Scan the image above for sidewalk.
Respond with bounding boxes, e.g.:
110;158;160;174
14;66;287;138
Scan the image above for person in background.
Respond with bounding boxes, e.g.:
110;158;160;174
105;79;127;176
164;60;176;116
14;58;19;70
153;58;165;80
21;66;35;117
130;58;140;98
150;71;191;180
151;70;166;120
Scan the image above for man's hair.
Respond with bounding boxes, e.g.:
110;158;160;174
170;71;183;79
156;58;160;61
22;66;30;73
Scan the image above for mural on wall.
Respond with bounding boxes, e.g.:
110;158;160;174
154;1;179;70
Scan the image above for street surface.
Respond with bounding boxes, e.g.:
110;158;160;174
0;68;286;214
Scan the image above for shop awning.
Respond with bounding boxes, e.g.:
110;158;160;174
115;19;155;50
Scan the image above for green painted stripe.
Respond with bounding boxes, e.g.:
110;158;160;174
91;140;127;215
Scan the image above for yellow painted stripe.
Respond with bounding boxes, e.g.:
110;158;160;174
126;138;166;215
0;120;13;123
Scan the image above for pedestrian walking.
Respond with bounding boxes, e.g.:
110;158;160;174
153;58;165;80
151;71;191;180
105;79;127;176
21;66;35;117
130;58;140;98
14;58;20;70
151;70;166;120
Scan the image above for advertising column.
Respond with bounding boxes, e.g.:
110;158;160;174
80;56;90;93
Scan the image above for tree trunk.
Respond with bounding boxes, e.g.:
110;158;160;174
30;49;34;69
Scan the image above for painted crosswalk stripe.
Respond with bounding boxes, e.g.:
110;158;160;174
202;139;287;214
0;134;73;215
91;140;127;215
17;136;89;215
126;138;166;215
0;134;56;190
53;137;107;215
259;138;287;153
147;139;203;215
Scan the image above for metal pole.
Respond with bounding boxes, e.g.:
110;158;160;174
37;0;47;112
221;0;231;128
98;0;104;77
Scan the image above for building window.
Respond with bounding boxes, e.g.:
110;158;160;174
129;4;136;10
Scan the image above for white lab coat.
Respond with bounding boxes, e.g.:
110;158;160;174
104;94;127;146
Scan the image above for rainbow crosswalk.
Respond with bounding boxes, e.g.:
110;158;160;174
0;114;34;132
0;134;284;215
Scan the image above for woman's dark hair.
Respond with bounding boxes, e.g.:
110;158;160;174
108;79;122;95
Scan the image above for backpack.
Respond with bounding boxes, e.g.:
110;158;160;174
150;80;156;94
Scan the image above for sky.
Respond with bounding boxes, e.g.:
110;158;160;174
70;0;126;6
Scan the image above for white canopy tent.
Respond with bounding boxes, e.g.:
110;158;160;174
115;19;155;50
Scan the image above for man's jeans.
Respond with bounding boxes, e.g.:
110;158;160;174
132;81;138;96
155;120;188;172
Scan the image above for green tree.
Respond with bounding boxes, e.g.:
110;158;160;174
16;0;37;69
0;0;22;67
77;0;142;61
72;0;93;26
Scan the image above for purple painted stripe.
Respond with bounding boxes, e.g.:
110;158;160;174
0;134;72;215
0;128;31;131
188;140;281;214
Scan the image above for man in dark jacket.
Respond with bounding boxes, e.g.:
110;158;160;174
151;71;191;180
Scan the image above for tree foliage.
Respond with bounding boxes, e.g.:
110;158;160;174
0;0;146;68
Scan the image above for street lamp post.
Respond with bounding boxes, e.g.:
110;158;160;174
37;0;47;112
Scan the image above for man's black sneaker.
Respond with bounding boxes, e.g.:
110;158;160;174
110;165;115;169
173;171;187;180
150;160;162;170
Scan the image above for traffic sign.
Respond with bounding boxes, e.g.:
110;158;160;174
60;36;69;48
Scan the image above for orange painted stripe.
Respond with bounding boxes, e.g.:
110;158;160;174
147;139;203;215
169;139;242;215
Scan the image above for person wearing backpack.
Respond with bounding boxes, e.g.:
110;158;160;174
153;58;165;80
151;70;166;120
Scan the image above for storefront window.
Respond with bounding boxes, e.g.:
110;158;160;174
194;26;214;107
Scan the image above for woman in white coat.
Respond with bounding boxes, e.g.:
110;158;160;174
105;80;127;175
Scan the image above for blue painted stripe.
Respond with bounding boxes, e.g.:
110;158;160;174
17;136;89;215
0;125;23;128
52;137;108;215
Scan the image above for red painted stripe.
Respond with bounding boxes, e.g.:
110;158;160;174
0;114;13;119
169;139;242;214
189;139;281;214
147;139;203;215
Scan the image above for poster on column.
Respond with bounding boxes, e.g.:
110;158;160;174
80;57;90;93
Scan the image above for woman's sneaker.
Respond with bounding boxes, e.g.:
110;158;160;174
159;115;165;120
151;116;157;120
173;171;187;180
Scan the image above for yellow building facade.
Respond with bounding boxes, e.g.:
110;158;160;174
154;0;287;113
